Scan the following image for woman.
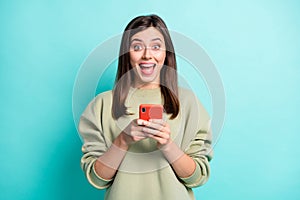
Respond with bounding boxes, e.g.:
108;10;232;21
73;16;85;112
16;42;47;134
79;14;212;200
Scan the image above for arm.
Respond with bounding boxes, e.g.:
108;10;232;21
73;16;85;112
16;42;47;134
173;90;213;187
79;98;148;189
141;120;196;178
162;126;213;187
160;141;196;178
94;118;149;179
142;119;212;187
93;133;129;180
79;98;114;189
141;89;213;187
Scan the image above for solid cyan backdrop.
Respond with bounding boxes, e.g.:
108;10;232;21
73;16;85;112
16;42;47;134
1;0;299;199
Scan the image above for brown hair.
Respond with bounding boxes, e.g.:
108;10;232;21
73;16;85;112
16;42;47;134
112;14;179;119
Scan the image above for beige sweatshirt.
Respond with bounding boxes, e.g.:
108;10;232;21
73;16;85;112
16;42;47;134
79;87;213;200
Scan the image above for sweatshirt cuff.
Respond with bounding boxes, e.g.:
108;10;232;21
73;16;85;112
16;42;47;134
87;161;113;189
178;161;201;188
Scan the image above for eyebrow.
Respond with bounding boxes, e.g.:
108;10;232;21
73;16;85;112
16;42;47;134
151;38;162;42
130;38;162;43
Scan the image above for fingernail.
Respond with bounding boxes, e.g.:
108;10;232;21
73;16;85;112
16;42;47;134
137;119;142;125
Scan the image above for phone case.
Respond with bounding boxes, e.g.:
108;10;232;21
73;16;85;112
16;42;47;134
139;104;163;121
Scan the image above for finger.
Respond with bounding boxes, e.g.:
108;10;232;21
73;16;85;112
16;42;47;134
142;127;162;136
131;126;147;137
133;131;147;137
147;134;168;145
143;128;170;140
132;135;147;142
149;119;167;126
123;124;143;136
137;119;149;126
144;121;164;131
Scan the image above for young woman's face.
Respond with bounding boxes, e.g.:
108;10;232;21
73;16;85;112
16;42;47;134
129;27;166;88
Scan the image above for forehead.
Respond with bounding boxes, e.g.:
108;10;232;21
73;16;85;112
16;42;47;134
131;27;165;42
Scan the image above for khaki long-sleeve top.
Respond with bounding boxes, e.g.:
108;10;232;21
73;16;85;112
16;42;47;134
79;87;213;200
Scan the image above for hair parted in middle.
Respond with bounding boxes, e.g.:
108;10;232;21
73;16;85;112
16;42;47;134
112;14;179;119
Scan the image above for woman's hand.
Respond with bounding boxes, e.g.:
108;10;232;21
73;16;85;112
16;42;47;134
140;119;172;148
119;119;149;147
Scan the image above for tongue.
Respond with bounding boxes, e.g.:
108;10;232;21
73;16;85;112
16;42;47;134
141;67;154;75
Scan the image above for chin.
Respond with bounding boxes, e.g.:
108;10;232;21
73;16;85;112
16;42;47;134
140;77;157;84
138;74;159;85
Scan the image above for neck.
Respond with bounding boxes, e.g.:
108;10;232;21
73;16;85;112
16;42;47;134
133;82;160;89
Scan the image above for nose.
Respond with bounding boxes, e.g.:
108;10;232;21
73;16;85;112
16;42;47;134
142;47;152;59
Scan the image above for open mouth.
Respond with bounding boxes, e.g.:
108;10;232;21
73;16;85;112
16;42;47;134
139;63;156;75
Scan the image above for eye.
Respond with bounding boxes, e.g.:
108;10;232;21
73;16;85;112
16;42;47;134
132;44;143;51
151;44;161;50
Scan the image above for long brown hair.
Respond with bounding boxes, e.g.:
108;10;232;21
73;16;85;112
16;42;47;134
112;14;179;119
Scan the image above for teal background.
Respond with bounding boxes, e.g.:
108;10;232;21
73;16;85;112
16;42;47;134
1;0;299;199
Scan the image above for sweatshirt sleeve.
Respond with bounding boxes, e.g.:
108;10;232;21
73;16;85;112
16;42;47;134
177;89;213;188
78;96;113;189
180;122;213;188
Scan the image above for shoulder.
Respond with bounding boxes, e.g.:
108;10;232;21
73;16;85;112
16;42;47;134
94;90;113;103
84;90;113;113
178;87;195;98
178;87;210;118
178;87;199;104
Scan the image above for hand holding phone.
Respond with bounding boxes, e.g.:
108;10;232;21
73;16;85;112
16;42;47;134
138;104;171;147
139;104;163;121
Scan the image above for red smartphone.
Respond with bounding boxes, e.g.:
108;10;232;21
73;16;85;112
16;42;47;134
139;104;163;121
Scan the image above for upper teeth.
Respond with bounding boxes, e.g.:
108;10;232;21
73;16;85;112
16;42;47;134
139;63;156;68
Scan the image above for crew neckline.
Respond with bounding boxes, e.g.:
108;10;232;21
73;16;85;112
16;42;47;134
128;86;161;97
